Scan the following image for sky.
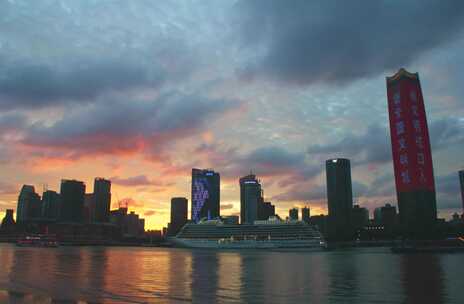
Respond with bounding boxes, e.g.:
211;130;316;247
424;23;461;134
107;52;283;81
1;0;464;230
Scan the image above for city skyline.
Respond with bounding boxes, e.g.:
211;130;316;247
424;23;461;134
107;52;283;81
1;1;464;230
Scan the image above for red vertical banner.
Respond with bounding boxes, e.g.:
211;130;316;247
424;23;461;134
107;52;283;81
387;69;435;193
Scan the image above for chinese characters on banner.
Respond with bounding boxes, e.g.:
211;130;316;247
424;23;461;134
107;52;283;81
387;72;435;192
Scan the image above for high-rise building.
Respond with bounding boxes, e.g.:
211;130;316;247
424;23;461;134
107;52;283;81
126;211;144;237
240;174;262;224
459;170;464;215
16;185;41;223
191;168;220;223
326;158;353;240
41;190;61;220
83;193;95;223
94;178;111;222
258;200;275;220
374;203;397;228
59;179;85;223
386;69;437;238
289;208;299;221
302;206;310;223
351;205;369;231
170;197;188;236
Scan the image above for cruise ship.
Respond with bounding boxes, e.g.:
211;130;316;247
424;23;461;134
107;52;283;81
170;216;326;249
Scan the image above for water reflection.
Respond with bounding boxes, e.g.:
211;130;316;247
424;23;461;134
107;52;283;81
190;250;219;303
326;251;359;303
400;254;445;304
217;252;242;303
0;245;462;303
167;249;192;302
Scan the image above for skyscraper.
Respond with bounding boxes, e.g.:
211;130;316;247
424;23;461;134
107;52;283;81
302;206;310;223
191;168;220;223
386;69;437;238
60;179;86;223
257;199;275;220
94;178;111;222
41;190;61;220
459;170;464;215
83;193;95;223
289;208;299;221
326;158;353;240
240;174;262;224
170;197;188;236
16;185;41;223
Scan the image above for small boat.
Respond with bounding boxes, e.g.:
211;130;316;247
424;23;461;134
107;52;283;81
16;234;59;247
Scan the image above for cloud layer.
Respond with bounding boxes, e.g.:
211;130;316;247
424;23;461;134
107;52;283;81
236;1;464;85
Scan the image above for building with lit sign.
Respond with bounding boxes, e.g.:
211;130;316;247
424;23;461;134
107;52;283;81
240;174;262;224
191;168;220;223
386;69;437;238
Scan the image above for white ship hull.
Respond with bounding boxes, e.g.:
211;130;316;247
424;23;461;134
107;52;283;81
170;238;325;249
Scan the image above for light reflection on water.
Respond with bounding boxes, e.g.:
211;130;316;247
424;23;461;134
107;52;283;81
0;244;462;304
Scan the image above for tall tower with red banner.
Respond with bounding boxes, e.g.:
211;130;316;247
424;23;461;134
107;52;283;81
386;68;437;238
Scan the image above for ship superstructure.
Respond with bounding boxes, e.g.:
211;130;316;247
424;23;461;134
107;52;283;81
170;216;325;249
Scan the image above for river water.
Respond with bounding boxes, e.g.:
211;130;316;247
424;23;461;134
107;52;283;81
0;244;462;303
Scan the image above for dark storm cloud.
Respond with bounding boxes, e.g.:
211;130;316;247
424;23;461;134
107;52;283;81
235;0;464;85
246;146;304;167
18;92;237;159
226;146;321;182
0;60;164;110
307;118;464;166
307;124;391;165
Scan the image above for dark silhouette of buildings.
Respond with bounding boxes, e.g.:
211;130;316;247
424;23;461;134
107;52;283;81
41;190;61;220
289;208;299;220
374;203;397;228
386;69;437;238
109;207;145;237
326;158;353;241
351;205;369;231
460;170;464;215
83;193;95;223
191;168;220;223
169;197;188;236
1;209;16;231
94;178;111;222
60;179;85;223
310;214;327;234
302;206;310;223
257;199;275;220
16;185;41;223
240;174;262;224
